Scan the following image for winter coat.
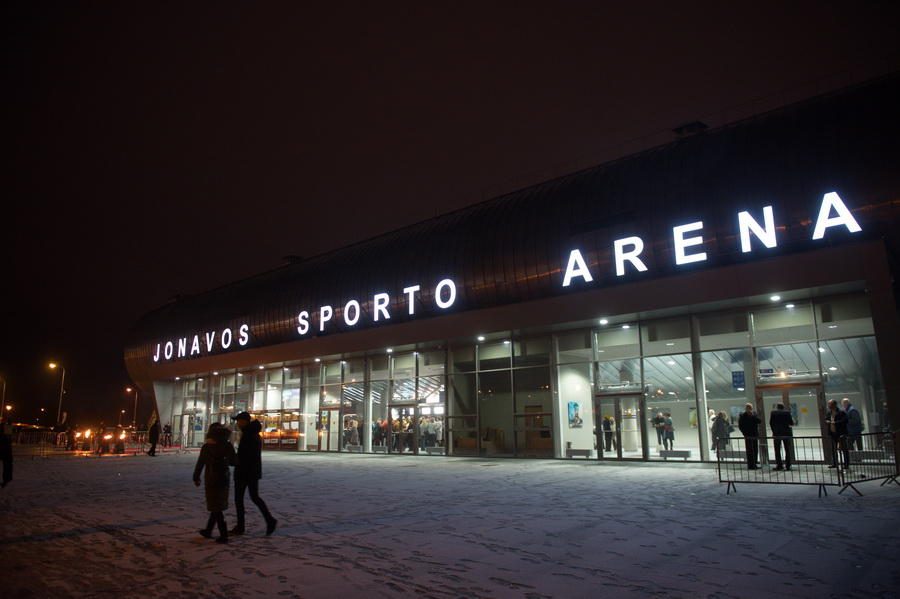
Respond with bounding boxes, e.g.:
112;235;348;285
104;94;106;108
712;416;730;442
235;420;263;481
769;409;794;437
826;409;848;439
148;422;160;443
738;411;761;437
193;436;235;512
844;404;863;435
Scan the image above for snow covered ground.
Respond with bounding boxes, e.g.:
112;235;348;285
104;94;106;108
1;450;899;598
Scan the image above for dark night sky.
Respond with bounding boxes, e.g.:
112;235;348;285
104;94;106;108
4;1;900;427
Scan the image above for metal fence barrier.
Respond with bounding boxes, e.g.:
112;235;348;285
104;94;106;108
717;431;898;496
11;430;153;458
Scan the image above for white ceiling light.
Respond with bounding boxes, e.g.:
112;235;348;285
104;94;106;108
599;318;609;325
477;335;486;342
770;295;781;302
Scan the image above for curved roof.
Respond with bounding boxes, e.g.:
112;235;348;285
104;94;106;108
125;73;900;382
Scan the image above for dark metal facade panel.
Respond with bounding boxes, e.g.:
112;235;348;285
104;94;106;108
126;75;900;386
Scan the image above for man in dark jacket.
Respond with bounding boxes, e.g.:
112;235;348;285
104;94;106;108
738;403;761;470
826;398;849;470
231;412;277;536
147;420;160;456
769;403;794;471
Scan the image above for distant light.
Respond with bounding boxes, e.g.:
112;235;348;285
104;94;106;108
737;387;745;392
668;392;676;396
665;342;675;346
770;295;781;302
386;348;393;353
684;376;692;380
827;324;838;329
48;362;58;369
341;360;347;364
667;361;676;366
283;367;290;371
622;324;631;330
237;373;243;377
818;347;826;353
828;366;838;371
213;371;219;376
785;304;795;309
599;318;609;325
314;358;321;362
175;377;180;381
126;387;132;392
477;335;486;342
503;340;510;345
258;365;265;370
197;378;203;382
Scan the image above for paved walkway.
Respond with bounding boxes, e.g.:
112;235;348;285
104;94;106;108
1;452;898;598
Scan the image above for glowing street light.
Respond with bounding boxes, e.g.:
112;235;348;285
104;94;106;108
118;409;126;426
48;362;67;424
126;387;138;428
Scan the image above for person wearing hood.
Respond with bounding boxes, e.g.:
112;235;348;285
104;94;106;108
193;423;236;543
231;412;277;536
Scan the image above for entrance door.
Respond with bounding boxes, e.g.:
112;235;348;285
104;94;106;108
317;408;340;451
756;384;825;462
595;394;646;460
388;405;418;454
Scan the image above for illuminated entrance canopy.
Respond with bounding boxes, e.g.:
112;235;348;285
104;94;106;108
562;192;862;288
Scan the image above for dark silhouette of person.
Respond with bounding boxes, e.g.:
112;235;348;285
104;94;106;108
147;420;160;456
826;398;849;470
162;423;172;447
769;403;794;471
1;422;12;488
231;412;277;536
193;423;235;544
738;403;761;469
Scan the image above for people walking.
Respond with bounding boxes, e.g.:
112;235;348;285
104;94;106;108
738;403;761;469
826;399;849;471
193;423;236;544
147;419;160;456
231;412;277;536
841;398;863;451
769;403;794;471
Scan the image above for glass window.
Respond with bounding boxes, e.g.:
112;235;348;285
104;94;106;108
643;353;699;459
513;367;553;457
478;370;513;456
821;336;887;435
448;373;478;456
641;318;690;357
595;324;640;360
342;381;365;450
369;355;390;381
369;380;390;449
697;310;750;351
478;340;511;371
451;345;476;373
392;352;416;379
558;362;595;455
417;349;445;377
265;368;283;411
699;349;754;460
252;372;266;411
816;295;874;340
752;302;815;345
324;361;342;385
756;342;820;385
514;336;551;368
595;358;641;393
282;366;302;410
556;330;592;365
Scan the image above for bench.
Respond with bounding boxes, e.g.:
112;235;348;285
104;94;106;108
565;448;592;459
660;450;692;461
372;445;388;453
849;450;889;463
344;444;363;453
424;446;446;455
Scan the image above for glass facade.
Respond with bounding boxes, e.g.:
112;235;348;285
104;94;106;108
164;292;887;464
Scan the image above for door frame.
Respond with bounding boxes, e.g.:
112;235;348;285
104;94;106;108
755;382;825;464
594;392;647;461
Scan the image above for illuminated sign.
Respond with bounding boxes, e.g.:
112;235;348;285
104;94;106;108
153;324;250;363
561;192;862;287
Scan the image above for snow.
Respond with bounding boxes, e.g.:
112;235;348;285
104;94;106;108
2;450;899;598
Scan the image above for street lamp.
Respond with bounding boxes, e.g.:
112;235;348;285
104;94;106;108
126;387;138;429
118;409;126;427
4;404;11;424
48;362;67;424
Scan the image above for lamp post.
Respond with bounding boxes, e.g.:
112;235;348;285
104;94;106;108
48;362;67;424
126;387;138;429
118;409;126;427
4;404;11;425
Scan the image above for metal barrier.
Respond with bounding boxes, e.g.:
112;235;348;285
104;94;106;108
717;431;899;496
11;430;152;458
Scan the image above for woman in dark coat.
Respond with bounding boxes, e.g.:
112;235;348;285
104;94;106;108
193;423;236;543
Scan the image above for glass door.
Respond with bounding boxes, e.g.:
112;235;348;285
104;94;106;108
388;405;417;454
595;394;646;459
316;408;340;451
756;384;825;463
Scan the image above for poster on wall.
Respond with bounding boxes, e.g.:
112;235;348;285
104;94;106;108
567;402;583;428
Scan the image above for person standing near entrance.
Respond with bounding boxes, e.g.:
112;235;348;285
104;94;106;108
147;419;160;456
651;412;665;448
662;412;675;451
769;403;794;471
738;403;761;470
826;399;849;470
841;398;863;451
231;412;277;536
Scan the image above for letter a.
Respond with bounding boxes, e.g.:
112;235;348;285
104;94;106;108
562;249;594;287
812;192;861;240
